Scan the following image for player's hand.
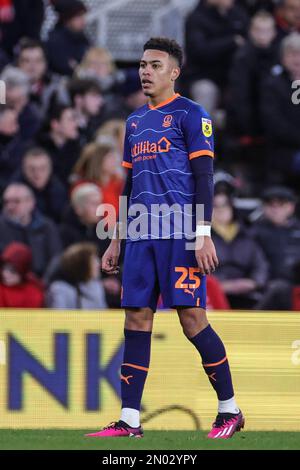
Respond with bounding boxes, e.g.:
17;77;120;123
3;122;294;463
195;236;219;275
101;240;121;275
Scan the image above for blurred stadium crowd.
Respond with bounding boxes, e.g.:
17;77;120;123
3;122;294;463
0;0;299;311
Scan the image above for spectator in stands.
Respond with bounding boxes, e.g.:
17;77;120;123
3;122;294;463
206;275;231;310
260;33;300;184
16;38;60;115
60;182;109;255
118;68;147;114
68;78;103;145
0;183;62;276
95;118;126;156
70;142;124;222
252;186;300;281
190;79;223;128
37;103;81;185
0;241;44;307
75;47;117;94
11;147;68;222
0;0;44;57
46;0;90;76
275;0;300;40
59;182;121;306
184;0;249;92
228;11;279;137
0;104;25;192
212;192;269;308
0;65;41;140
46;242;107;309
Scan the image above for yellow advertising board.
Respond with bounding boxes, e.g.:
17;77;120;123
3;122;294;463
0;310;299;431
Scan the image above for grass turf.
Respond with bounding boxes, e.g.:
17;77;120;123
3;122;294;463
0;430;299;450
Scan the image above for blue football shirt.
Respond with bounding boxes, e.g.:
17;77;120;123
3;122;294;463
122;93;214;241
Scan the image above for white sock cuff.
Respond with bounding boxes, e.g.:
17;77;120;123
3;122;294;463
218;397;239;414
120;407;140;428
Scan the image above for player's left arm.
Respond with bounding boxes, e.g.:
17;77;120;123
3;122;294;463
182;104;219;275
190;156;218;275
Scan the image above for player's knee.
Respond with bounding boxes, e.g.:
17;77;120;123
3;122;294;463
179;310;208;337
125;308;153;331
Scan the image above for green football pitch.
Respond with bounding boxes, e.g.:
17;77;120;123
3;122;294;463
0;430;299;450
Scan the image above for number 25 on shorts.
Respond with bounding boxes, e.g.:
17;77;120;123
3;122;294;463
174;267;201;289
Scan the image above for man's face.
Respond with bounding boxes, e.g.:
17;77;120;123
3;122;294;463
281;0;300;28
213;194;233;225
283;48;300;78
250;18;276;48
82;91;103;116
18;48;47;83
264;199;295;225
1;263;22;286
139;49;179;98
66;13;86;33
0;109;19;136
2;186;35;223
23;155;52;190
75;192;102;225
6;86;28;114
53;108;78;140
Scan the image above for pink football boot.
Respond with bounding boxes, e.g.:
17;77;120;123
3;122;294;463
85;420;143;438
207;410;245;439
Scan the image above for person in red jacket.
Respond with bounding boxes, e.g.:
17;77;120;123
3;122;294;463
0;241;44;307
206;275;231;310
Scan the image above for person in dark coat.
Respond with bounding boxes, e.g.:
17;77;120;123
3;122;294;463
252;186;300;311
0;104;26;193
36;103;81;186
0;241;44;308
59;182;120;307
68;77;103;146
0;183;62;276
184;0;249;92
260;32;300;183
227;11;279;137
16;37;62;115
251;186;300;281
46;0;90;76
0;65;42;140
212;192;269;308
10;147;68;222
60;182;109;256
0;0;44;57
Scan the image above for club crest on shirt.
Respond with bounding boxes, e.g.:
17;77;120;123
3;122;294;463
162;114;173;128
202;117;212;137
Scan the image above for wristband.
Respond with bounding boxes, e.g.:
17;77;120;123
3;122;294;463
196;225;211;237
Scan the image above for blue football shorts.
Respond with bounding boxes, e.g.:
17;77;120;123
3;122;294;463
121;238;206;312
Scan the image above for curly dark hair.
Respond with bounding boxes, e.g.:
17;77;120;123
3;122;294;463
143;37;183;68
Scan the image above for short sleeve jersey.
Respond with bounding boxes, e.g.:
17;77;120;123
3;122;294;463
122;93;214;241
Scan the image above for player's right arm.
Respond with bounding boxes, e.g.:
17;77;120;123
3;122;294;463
101;120;132;274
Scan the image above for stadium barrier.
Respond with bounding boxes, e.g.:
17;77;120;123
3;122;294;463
0;310;299;431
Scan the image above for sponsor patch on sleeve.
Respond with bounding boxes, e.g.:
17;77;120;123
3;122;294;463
202;117;212;137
